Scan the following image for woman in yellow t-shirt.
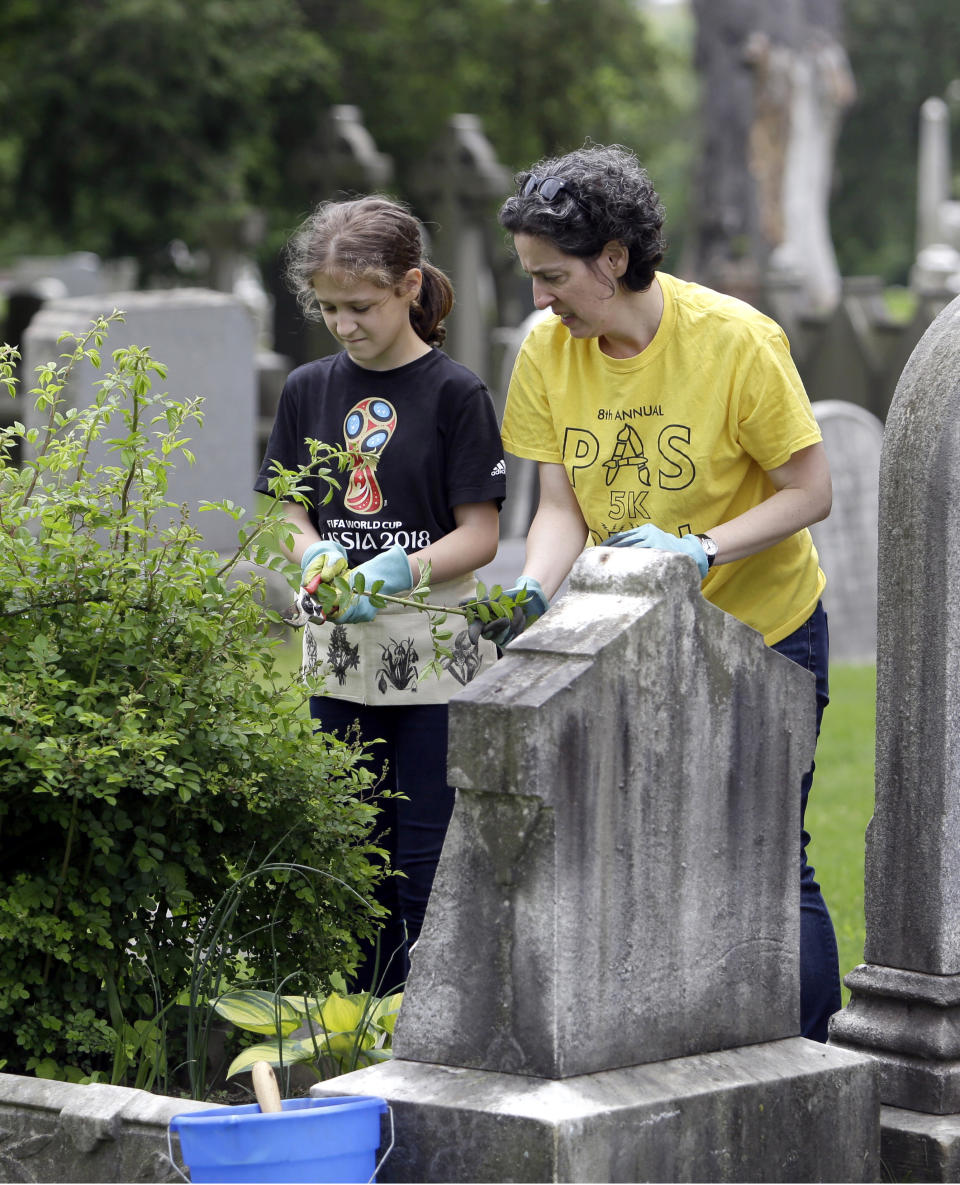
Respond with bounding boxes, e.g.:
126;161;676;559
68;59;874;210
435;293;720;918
488;142;841;1043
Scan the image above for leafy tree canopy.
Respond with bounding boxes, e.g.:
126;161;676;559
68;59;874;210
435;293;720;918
0;0;336;264
0;0;691;274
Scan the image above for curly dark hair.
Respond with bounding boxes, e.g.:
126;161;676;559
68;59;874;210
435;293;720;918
498;144;667;293
284;195;454;347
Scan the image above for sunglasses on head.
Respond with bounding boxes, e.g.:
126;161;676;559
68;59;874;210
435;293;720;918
521;174;583;206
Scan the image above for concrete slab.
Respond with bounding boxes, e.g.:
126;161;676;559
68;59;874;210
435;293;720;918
313;1038;879;1183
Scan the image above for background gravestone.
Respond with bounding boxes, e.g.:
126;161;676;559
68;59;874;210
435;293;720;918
408;115;510;385
22;289;257;553
809;399;883;664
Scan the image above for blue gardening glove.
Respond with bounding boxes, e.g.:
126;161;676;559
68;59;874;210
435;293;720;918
602;524;709;580
464;576;549;648
301;539;349;594
333;543;412;624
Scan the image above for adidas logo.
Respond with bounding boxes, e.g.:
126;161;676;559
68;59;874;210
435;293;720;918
491;459;506;477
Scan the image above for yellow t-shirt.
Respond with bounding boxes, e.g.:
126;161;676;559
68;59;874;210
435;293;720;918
500;272;825;645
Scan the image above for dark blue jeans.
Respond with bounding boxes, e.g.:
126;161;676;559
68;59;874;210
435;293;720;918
310;697;454;995
771;601;842;1041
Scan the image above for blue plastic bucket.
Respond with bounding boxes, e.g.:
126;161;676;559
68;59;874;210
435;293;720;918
170;1095;389;1183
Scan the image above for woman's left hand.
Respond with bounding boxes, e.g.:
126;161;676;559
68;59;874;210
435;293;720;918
603;524;709;579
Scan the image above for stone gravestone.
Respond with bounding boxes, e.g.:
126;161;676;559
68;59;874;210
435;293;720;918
808;400;883;664
828;294;960;1179
314;548;878;1182
409;115;511;384
912;97;960;293
22;289;257;553
12;251;102;298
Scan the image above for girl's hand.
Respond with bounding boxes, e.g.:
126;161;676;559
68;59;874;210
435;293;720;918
333;544;413;624
301;539;349;593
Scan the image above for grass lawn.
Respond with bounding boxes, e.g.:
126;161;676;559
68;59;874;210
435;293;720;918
806;663;877;1003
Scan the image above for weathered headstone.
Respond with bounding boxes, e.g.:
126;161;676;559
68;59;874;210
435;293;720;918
797;278;904;419
409;115;511;384
770;34;855;312
916;97;954;254
314;547;878;1182
317;103;393;193
829;295;960;1179
23;289;257;552
808;400;883;664
12;251;102;298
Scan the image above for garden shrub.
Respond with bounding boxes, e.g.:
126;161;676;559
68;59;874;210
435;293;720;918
0;314;385;1077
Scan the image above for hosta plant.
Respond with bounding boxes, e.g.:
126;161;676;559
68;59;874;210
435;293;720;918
215;978;402;1082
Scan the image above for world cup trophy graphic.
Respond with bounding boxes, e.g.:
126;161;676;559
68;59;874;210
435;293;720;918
342;398;397;514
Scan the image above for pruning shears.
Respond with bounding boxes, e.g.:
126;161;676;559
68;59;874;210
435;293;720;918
281;587;327;628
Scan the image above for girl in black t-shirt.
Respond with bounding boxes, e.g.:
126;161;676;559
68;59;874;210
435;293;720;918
256;196;506;992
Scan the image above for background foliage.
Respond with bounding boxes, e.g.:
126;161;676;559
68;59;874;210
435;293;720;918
0;0;336;265
2;3;960;288
831;1;960;283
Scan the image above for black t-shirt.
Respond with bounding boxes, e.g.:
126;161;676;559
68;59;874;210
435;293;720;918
255;348;506;566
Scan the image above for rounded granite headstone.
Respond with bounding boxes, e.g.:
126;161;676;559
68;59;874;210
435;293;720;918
809;400;884;664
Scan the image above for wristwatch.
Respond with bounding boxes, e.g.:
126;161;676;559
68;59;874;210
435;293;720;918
695;533;719;568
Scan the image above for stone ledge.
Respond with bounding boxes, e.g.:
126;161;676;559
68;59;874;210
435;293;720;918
829;1036;960;1115
0;1072;220;1183
311;1037;880;1183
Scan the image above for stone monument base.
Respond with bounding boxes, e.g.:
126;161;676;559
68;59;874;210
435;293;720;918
879;1105;960;1182
830;964;960;1112
312;1038;878;1183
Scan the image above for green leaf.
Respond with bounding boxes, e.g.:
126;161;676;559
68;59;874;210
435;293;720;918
322;1029;375;1057
32;1058;63;1081
226;1036;321;1079
316;992;365;1034
213;990;302;1037
370;992;403;1035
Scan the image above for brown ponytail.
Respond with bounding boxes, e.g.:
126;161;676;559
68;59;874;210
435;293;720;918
411;262;454;347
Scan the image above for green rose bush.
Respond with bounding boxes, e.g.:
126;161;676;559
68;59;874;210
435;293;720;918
0;313;386;1079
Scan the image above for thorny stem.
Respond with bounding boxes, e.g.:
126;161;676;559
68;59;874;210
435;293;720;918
22;316;119;506
44;789;82;984
0;593;114;618
113;375;144;552
356;591;471;617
